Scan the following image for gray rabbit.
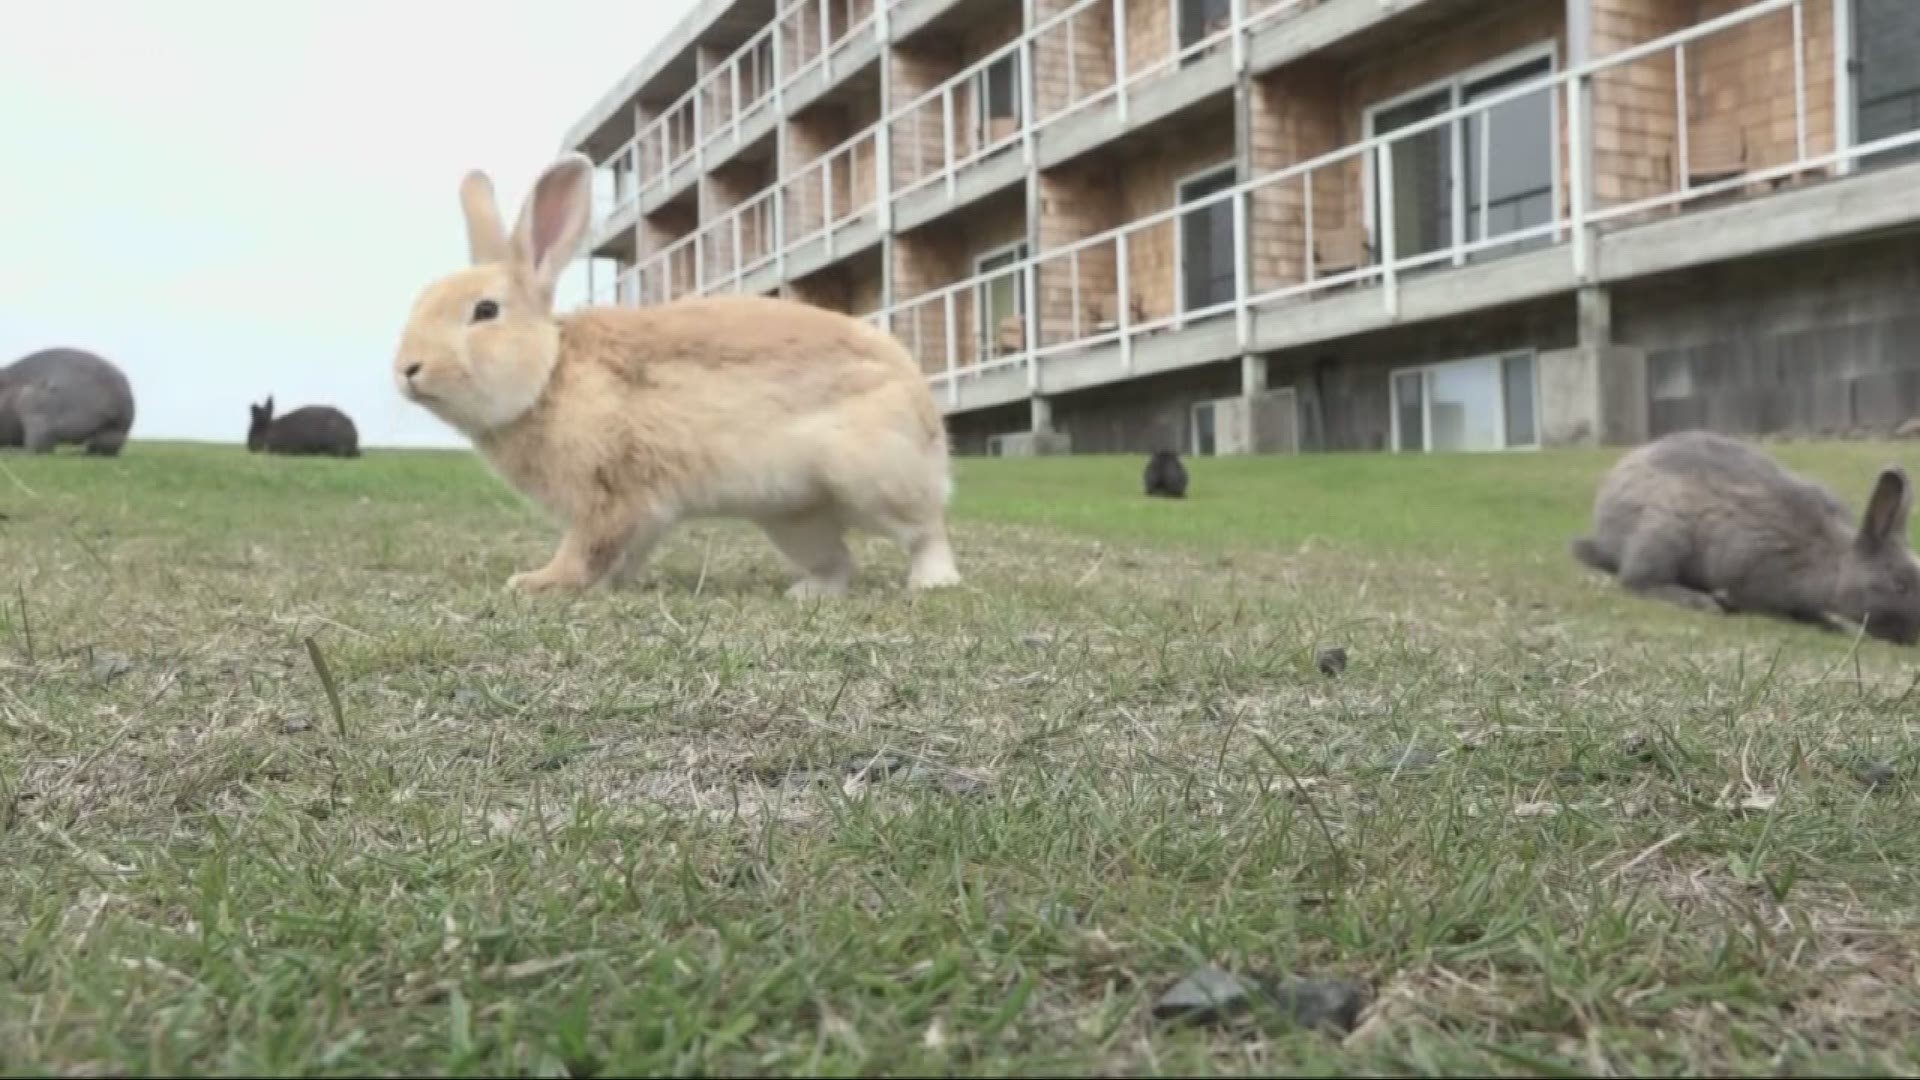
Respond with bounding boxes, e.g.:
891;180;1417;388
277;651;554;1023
0;348;136;455
1572;429;1920;645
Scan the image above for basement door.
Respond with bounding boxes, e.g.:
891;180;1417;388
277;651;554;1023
1855;0;1920;165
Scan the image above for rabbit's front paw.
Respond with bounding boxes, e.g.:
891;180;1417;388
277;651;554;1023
507;568;583;596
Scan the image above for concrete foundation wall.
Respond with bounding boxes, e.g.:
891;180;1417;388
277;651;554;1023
947;401;1031;455
1264;297;1578;451
1048;360;1245;454
1614;232;1920;439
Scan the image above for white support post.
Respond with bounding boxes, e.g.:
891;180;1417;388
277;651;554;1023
1232;186;1250;351
819;0;830;81
1113;0;1129;126
1834;0;1855;176
943;88;957;200
824;155;837;257
1069;255;1082;341
944;295;959;407
1021;0;1037;168
877;124;894;232
1241;353;1266;397
1230;0;1246;74
731;63;742;144
1024;263;1040;392
773;11;787;114
1675;46;1690;191
1568;75;1591;281
732;214;743;292
1116;232;1133;373
1303;173;1316;284
1792;0;1808;164
1067;19;1079;112
1378;141;1399;320
1029;395;1052;434
694;90;706;176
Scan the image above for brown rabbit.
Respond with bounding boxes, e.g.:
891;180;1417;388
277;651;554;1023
1571;429;1920;645
391;154;961;599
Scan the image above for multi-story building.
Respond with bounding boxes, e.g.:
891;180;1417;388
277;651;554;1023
565;0;1920;457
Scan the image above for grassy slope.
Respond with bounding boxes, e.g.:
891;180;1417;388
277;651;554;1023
3;440;1920;1076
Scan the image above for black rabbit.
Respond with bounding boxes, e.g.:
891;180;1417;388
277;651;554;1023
248;397;361;457
1144;449;1188;499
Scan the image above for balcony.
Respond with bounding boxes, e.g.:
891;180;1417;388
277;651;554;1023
868;0;1920;411
588;0;1334;252
588;0;887;250
621;114;888;302
779;0;886;114
584;0;1920;421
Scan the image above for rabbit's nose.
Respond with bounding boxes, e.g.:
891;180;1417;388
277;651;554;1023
403;362;422;380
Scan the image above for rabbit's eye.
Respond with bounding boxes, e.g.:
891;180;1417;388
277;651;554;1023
471;299;500;323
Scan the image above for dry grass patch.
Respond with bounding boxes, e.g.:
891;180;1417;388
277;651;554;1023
3;444;1920;1074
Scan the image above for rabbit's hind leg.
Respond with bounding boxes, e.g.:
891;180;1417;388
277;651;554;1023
760;509;856;600
1617;531;1724;615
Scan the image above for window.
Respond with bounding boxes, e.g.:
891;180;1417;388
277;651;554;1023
1366;48;1557;269
1856;0;1920;166
1191;400;1219;456
1178;165;1238;314
976;53;1023;148
1178;0;1231;60
1391;352;1539;453
1463;58;1556;252
976;243;1028;359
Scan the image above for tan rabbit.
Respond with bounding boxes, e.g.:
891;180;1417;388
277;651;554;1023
391;153;962;599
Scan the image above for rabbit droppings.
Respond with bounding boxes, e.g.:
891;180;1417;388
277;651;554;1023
1571;429;1920;645
391;154;961;599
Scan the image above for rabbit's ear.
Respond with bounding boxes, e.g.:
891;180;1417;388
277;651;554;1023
509;154;594;306
1860;466;1913;549
460;170;509;266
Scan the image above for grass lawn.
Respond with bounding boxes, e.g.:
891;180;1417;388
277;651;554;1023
4;439;1920;1075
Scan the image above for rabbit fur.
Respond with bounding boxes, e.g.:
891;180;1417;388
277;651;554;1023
0;348;135;455
1571;429;1920;645
392;153;961;599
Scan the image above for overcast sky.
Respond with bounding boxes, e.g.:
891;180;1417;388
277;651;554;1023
0;0;697;449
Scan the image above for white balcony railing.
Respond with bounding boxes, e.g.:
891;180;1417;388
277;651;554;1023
779;0;883;91
889;33;1031;203
861;0;1907;401
589;0;1918;410
782;123;884;250
590;0;886;225
622;117;887;302
591;0;1331;232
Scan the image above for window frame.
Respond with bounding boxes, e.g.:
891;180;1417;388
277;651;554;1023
1174;161;1240;318
1360;42;1561;271
1174;0;1234;61
1388;350;1543;454
1190;398;1223;457
974;240;1030;360
974;51;1025;148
